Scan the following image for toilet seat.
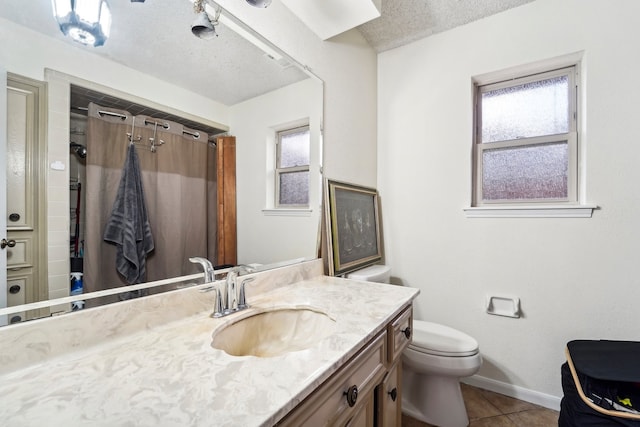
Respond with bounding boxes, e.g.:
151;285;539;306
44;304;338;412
409;320;479;357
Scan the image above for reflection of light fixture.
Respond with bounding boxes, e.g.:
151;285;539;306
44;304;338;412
246;0;271;8
70;142;87;159
192;0;220;39
51;0;112;47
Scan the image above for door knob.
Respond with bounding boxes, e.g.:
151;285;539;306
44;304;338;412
1;239;16;249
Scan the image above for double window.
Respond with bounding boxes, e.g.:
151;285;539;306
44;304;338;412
275;125;310;207
474;66;577;206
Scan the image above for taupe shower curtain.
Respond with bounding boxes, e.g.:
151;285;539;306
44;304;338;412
84;103;217;293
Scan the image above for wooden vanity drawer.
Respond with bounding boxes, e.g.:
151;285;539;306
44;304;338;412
278;331;387;427
387;305;413;363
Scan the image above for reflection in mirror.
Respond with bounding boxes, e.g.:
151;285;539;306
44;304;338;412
0;0;323;325
0;257;308;323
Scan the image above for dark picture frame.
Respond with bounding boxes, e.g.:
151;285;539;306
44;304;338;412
324;179;381;276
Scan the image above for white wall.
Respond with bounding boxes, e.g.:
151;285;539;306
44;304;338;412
378;0;640;403
230;79;323;264
216;0;379;188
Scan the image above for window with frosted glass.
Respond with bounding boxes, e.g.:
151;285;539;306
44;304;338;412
276;126;310;207
278;171;309;205
481;76;569;143
482;142;568;200
474;66;577;205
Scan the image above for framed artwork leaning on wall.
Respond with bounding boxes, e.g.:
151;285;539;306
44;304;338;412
324;179;381;276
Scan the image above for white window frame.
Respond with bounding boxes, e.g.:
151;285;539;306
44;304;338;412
275;125;310;208
466;62;596;218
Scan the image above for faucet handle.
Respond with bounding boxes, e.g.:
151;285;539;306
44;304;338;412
238;278;254;309
211;286;224;318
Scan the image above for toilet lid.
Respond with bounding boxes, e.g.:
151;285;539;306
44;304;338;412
409;320;479;357
346;264;391;282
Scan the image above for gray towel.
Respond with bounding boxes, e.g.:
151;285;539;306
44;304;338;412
104;144;154;284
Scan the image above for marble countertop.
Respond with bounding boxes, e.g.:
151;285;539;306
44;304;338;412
0;274;418;427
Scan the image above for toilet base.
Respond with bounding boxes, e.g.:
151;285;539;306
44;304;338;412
402;369;470;427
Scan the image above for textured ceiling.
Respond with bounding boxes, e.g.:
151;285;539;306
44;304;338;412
358;0;536;52
0;0;537;108
0;0;308;106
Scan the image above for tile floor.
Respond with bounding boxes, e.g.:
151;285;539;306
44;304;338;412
402;383;559;427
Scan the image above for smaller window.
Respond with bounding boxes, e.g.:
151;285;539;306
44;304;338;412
474;66;578;206
276;125;310;207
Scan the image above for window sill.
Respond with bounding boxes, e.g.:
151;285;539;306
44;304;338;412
262;208;313;217
463;204;598;218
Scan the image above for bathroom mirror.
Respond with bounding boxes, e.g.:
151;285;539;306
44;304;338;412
0;0;323;324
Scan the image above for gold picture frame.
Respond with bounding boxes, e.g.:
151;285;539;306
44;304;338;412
325;179;381;276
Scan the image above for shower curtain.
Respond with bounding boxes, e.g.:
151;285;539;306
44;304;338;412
84;103;217;293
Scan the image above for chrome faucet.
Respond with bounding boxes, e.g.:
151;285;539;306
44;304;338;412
192;262;256;318
189;257;215;283
190;257;225;317
220;265;255;317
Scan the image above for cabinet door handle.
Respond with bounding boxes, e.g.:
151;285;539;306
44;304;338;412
388;387;398;402
402;326;412;339
344;385;358;407
9;285;21;294
9;213;20;222
1;239;16;249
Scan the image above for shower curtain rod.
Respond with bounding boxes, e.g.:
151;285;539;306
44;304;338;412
72;106;128;121
142;117;201;140
143;118;170;130
98;110;127;120
182;129;201;139
75;105;212;144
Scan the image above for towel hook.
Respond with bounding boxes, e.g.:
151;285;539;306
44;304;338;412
126;116;141;146
150;121;158;152
148;120;165;153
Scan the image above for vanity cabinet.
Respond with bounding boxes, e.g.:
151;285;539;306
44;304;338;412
277;304;413;426
277;331;386;426
378;305;412;427
387;304;413;362
377;360;402;426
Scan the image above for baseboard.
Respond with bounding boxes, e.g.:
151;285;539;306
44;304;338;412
462;375;562;412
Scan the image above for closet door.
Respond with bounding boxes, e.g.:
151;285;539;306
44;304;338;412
0;69;6;326
5;74;48;322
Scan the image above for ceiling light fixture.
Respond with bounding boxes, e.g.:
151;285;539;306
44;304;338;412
246;0;272;8
51;0;112;47
192;0;220;39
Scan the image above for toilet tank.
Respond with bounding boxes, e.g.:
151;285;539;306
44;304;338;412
346;264;391;284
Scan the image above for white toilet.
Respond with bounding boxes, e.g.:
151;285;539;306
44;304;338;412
347;264;482;427
402;321;482;427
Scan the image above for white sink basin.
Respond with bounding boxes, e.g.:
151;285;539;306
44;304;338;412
211;307;336;357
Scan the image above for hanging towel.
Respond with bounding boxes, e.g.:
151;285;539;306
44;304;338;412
103;144;154;284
